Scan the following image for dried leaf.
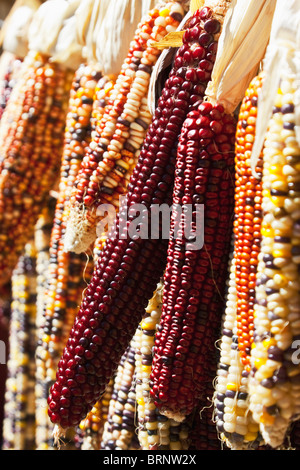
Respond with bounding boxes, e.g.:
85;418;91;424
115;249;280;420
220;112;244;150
151;30;185;50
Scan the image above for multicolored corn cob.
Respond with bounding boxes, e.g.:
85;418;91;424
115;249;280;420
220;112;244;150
249;73;300;448
34;197;56;450
100;335;137;451
78;377;114;450
0;51;74;286
64;1;186;254
214;74;265;450
2;240;37;450
135;282;190;450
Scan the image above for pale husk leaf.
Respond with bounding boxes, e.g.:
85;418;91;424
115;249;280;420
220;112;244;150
251;0;300;176
205;0;277;114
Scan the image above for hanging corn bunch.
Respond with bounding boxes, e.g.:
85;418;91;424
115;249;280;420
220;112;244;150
47;1;227;435
63;0;188;254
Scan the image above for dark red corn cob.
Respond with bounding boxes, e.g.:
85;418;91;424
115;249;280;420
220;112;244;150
48;7;223;431
150;100;236;421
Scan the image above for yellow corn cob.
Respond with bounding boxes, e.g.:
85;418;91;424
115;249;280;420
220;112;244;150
249;73;300;448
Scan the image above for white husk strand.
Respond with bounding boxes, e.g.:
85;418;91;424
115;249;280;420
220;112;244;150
2;2;39;59
63;203;97;254
205;0;276;114
27;0;84;71
95;0;157;76
251;0;300;177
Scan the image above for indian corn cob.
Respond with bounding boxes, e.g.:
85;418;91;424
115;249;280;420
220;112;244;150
0;51;74;286
47;4;228;432
249;73;300;448
0;282;10;447
150;95;236;419
64;1;186;254
100;341;137;451
78;377;114;450
2;240;37;450
35;65;110;446
214;74;265;450
34;197;56;450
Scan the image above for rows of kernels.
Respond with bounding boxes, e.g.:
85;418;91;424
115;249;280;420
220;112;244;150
35;64;101;444
0;51;74;286
47;6;222;429
0;56;23;121
76;377;114;450
249;75;300;448
135;283;190;450
214;258;261;449
2;241;37;450
65;2;186;253
150;97;236;420
234;74;264;369
100;341;137;450
99;95;153;208
34;198;56;450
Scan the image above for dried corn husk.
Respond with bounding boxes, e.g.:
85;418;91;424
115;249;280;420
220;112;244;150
75;0;157;76
1;0;40;58
28;0;84;70
251;0;300;175
205;0;277;114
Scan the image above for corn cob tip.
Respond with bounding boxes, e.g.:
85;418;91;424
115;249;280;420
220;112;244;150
53;424;66;448
159;408;186;423
63;203;97;254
